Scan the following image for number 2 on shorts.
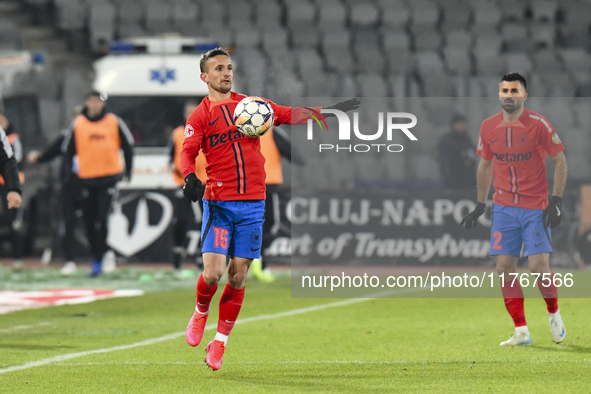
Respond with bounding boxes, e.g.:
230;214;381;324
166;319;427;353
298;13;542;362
492;230;503;250
213;226;229;250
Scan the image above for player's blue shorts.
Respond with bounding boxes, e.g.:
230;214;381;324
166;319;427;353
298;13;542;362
490;203;552;257
201;199;265;259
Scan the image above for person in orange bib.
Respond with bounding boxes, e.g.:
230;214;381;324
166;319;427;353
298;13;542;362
62;91;134;277
0;112;25;268
168;99;207;274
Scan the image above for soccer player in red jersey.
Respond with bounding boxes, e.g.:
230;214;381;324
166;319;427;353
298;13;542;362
181;47;359;369
462;73;568;346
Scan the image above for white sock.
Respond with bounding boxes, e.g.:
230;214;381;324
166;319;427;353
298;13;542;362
548;309;560;316
214;332;228;345
516;325;529;335
195;305;209;315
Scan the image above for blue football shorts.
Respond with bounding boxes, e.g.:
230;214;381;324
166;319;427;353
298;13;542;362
201;199;265;259
490;203;552;257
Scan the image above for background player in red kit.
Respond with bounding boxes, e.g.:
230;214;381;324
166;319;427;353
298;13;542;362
461;73;568;347
181;47;359;370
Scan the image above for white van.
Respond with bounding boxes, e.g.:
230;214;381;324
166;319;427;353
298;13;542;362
93;35;216;189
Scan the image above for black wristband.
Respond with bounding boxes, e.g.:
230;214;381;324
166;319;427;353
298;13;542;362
184;173;197;183
549;196;562;205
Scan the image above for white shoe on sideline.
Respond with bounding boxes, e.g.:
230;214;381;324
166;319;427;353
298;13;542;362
500;330;531;347
548;310;566;344
41;248;52;265
103;250;117;273
60;261;77;276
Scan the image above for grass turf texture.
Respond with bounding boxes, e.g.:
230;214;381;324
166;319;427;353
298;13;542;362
0;275;590;393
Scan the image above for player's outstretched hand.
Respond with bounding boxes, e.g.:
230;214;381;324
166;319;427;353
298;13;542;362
543;196;562;228
183;173;203;202
7;191;22;209
27;150;41;164
324;98;361;114
460;202;486;229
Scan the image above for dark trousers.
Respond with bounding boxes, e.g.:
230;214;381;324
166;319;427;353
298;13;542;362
172;186;204;256
261;184;283;268
60;181;83;262
80;184;114;261
0;187;23;259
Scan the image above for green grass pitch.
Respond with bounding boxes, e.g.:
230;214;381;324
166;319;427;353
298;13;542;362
1;273;590;393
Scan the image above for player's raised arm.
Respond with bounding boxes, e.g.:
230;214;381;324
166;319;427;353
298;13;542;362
322;98;361;116
269;98;360;125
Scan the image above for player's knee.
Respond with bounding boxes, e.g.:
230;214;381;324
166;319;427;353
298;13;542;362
227;270;247;288
202;268;224;285
528;257;549;273
495;263;510;276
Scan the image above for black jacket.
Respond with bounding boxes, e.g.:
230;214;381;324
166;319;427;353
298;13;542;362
437;131;477;189
38;132;79;187
0;125;22;193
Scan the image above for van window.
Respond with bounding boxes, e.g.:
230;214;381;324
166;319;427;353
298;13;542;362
106;96;204;147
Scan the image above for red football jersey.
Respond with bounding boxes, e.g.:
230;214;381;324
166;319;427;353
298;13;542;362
476;107;565;209
181;92;320;200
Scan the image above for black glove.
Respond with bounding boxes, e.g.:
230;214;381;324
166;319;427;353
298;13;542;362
543;196;562;228
460;202;486;229
183;173;203;202
323;98;361;115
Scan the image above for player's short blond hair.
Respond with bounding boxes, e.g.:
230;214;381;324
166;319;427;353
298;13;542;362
200;47;231;73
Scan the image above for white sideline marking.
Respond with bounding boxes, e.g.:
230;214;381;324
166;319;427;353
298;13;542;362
0;294;387;375
47;358;591;366
0;322;51;334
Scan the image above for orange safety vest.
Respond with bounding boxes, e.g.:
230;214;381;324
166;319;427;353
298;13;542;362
172;125;207;186
0;133;25;185
260;128;282;185
74;113;123;179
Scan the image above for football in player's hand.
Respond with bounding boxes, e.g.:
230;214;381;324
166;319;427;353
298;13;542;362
233;96;274;137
